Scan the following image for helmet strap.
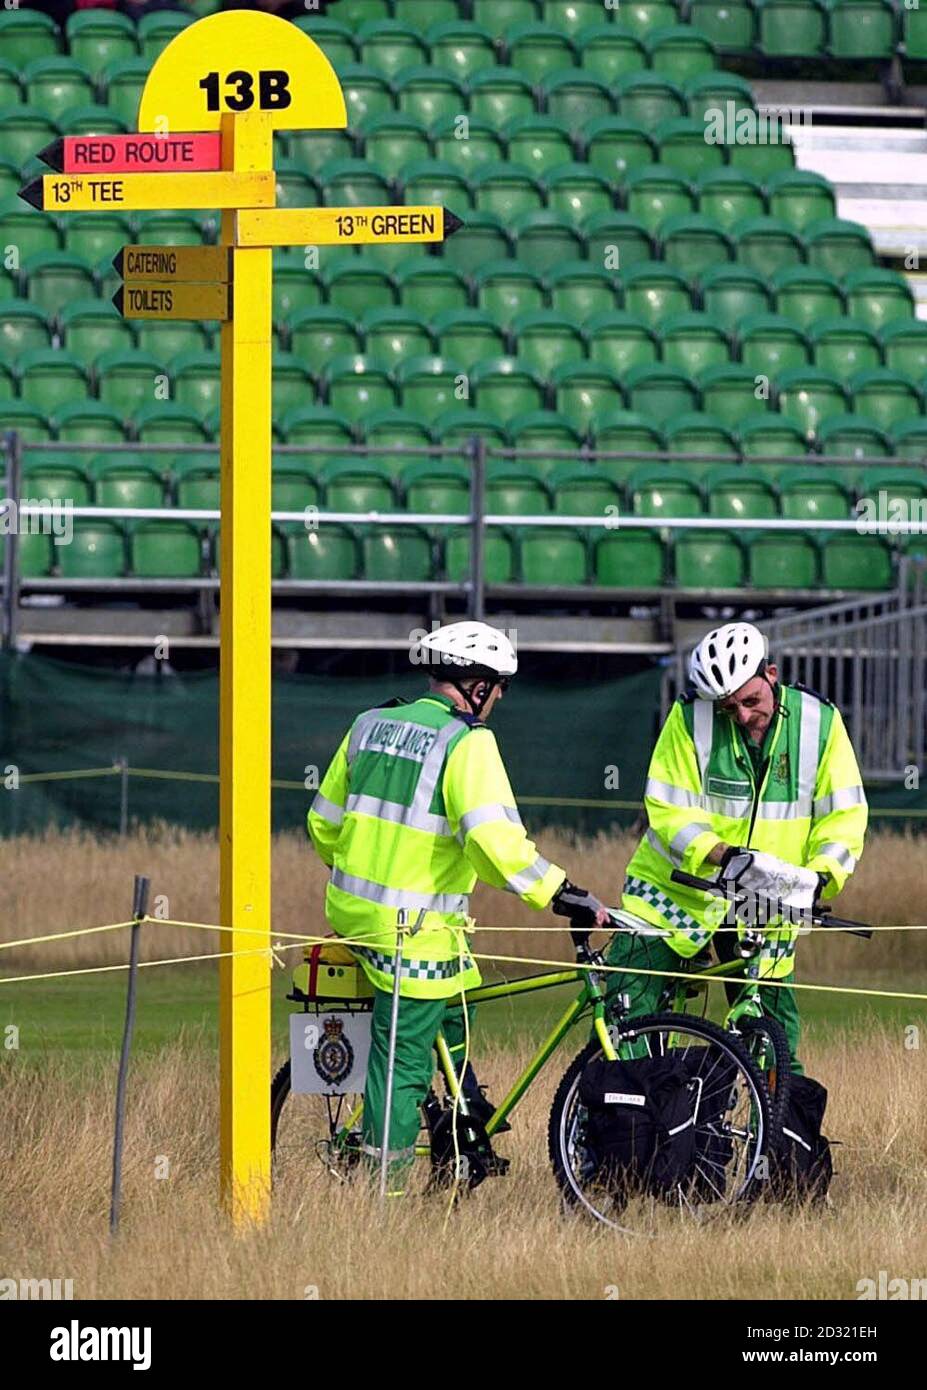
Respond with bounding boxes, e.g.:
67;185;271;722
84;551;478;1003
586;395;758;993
451;677;495;719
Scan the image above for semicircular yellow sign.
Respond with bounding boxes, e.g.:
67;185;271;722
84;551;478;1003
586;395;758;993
138;11;347;135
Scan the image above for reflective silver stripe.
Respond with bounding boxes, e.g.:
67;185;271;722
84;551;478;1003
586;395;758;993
310;793;344;825
693;698;714;790
345;792;451;837
813;785;867;817
411;718;463;826
645;777;699;809
669;820;714;865
755;800;802;821
645;827;674;862
347;709;386;763
504;853;553;896
816;841;856;871
797;693;821;818
781;1126;812;1153
703;793;752;818
457;802;523;837
362;1142;416;1161
330;868;469;915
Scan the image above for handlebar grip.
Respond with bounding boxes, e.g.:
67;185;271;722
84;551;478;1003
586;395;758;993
670;869;873;939
670;868;721;894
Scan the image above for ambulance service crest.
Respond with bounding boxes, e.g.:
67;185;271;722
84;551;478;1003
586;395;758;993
313;1015;355;1086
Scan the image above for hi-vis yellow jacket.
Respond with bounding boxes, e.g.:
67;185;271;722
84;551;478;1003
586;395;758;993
623;682;868;976
308;692;566;999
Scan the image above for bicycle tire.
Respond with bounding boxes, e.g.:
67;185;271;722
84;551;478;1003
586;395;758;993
548;1011;773;1230
736;1016;792;1127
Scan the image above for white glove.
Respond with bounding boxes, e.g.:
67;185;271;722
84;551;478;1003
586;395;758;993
720;848;819;913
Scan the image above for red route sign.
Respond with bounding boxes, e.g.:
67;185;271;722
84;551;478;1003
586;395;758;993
38;133;222;175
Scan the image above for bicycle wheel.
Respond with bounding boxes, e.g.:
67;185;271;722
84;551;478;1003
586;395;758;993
270;1059;367;1186
548;1012;772;1232
735;1016;791;1125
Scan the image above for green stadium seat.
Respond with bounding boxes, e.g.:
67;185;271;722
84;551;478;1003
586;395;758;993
675;529;746;587
432;308;505;367
591;408;663;478
733;217;803;275
726;136;794;182
696;169;765;232
396;354;466;422
23;252;94;314
629;462;702;518
430;115;503;176
0;402;52;441
338;65;393;126
660;311;730;376
881;319;927;378
664;413;738;470
134;318;211;361
438;211;510;273
137;11;190;62
660;213;732;278
584;211;653;270
699;364;770;427
577;24;646;82
549;463;623;515
333;0;392;24
843;268;914;332
22;458;92;505
17;347;86;413
509;409;583;471
132;211;205;248
445;524;516;584
395;66;467;126
646;25;717;80
738;415;809;463
280;404;354;466
427;21;497;79
361;524;433;582
544;162;612;223
59;299;129;357
100;58;147;129
324;257;395;315
0;361;14;400
587;310;658;374
325;353;396;420
542;0;610;33
270;465;319;514
174;463;219;511
755;0;826;54
361;408;431;454
621;260;692;327
778;465;852;519
615;72;686;126
287;127;353;177
402;458;471;515
289;307;360;363
625;364;699;423
505;23;575;83
474;260;546;323
18;530;54;579
57;103;127;136
519;525;588;585
472;161;544;219
169;350;223;418
0;58;19;107
22;57;93;121
595;527;665;585
511;310;585;376
0;10;59;66
625;166;695;236
322;458;396;513
685;2;755;52
772;266;844;330
810;317;881;381
850;368;922;433
394;258;469;315
474;0;540;31
361;308;433;368
485;462;551;515
655;117;727;179
805;218;874;278
401;159;472;212
286;523;359;581
583;117;655;182
359;113;428;175
473;356;546;419
903;0;927;58
825;0;897;58
776;367;847;439
319;158;389;208
699;264;771;328
271;253;321;321
503;116;571;181
357;20;427;77
58;520;126;579
739;313;810;375
274;161;318;211
552;361;623;432
434;407;508;449
817;412;889;460
129;520;202;578
0;105;57;167
548;260;620;320
820;534;892;589
294;17;356;68
747;530;819;588
0;159;20;204
467;67;535;127
512;210;585;273
705;464;778;519
620;0;678;39
766;170;835;233
0;199;59;258
62;211;131;263
90;453;165;510
542;69;614;134
859;466;927;511
66;11;136;77
684;70;755;122
134;403;207;451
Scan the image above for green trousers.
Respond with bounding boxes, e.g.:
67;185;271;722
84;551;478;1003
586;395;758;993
362;989;472;1189
602;929;804;1075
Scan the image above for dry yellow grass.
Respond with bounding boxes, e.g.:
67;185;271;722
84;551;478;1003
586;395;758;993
1;1025;925;1300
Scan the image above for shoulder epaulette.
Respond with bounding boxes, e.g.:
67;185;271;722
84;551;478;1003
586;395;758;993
379;695;410;708
677;686;697;706
454;710;484;728
791;681;834;708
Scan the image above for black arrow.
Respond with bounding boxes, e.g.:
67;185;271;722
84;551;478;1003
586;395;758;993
443;207;464;238
18;179;44;211
112;286;125;317
112;248;125;276
37;139;64;173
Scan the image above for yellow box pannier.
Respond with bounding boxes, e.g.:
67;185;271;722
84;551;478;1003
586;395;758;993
291;939;374;1003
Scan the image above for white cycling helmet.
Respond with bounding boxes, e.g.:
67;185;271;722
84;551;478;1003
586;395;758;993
688;622;769;700
418;621;518;679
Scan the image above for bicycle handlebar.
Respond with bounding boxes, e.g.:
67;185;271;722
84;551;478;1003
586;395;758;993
670;869;873;940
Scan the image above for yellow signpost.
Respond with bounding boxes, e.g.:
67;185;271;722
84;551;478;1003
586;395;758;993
19;7;463;1226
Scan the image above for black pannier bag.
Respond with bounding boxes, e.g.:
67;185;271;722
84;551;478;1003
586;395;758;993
768;1073;834;1203
579;1055;697;1200
681;1050;739;1202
